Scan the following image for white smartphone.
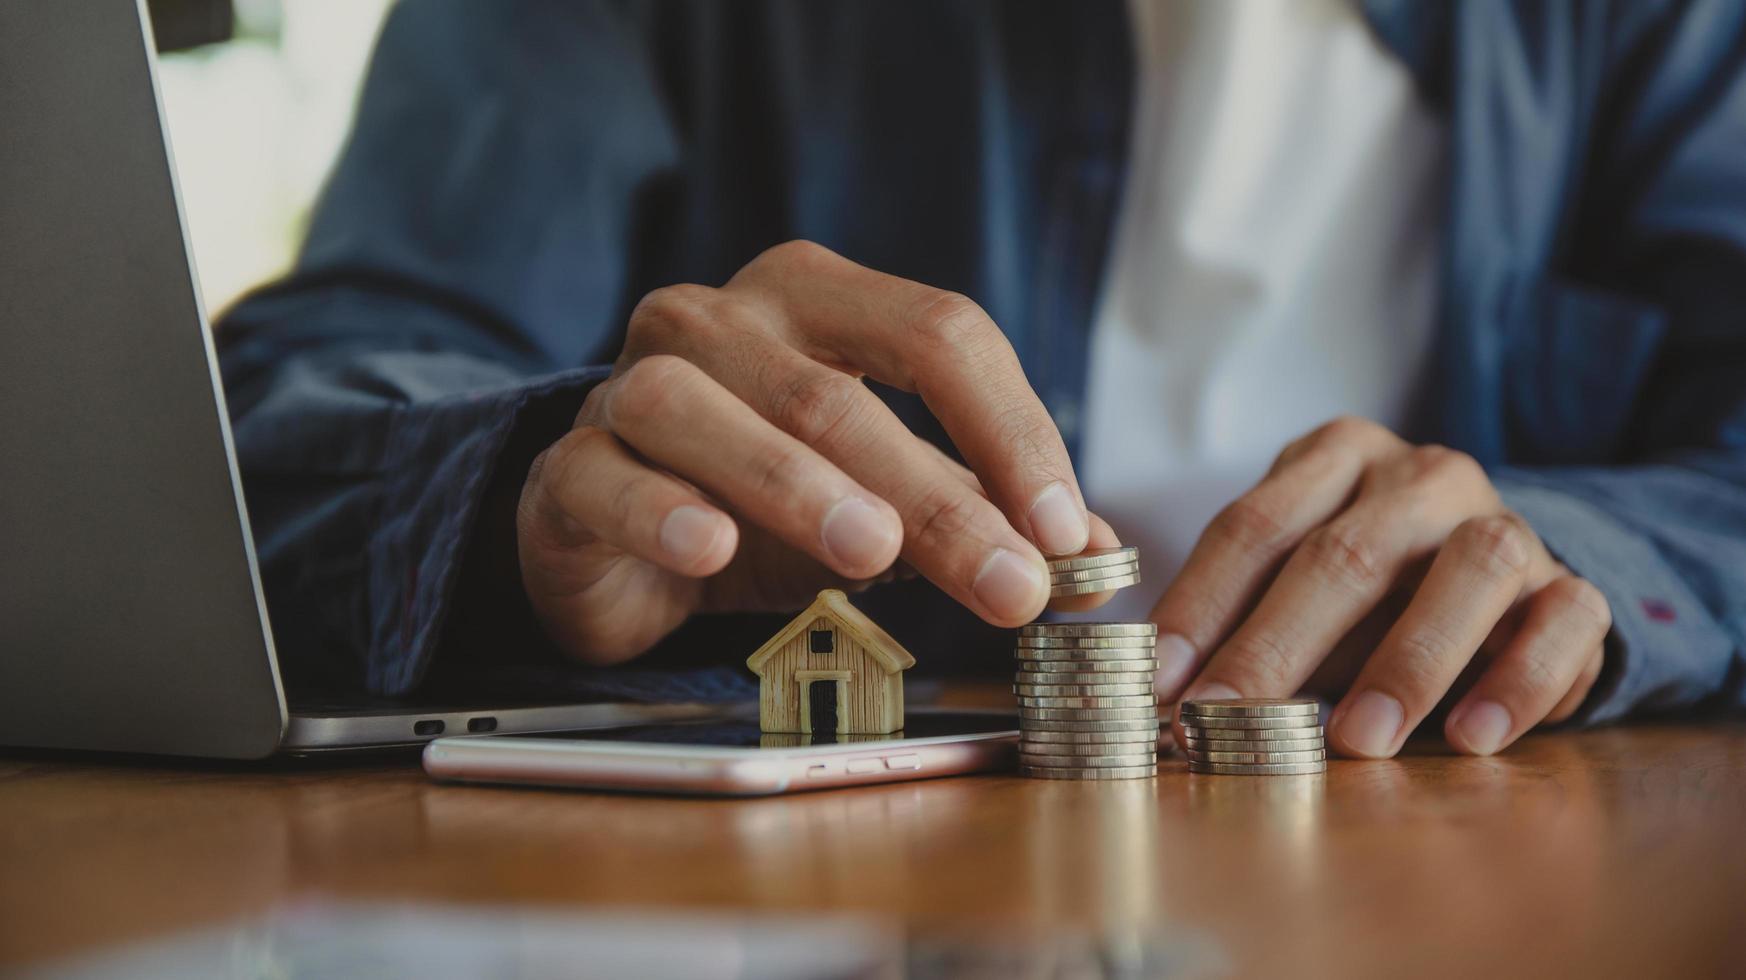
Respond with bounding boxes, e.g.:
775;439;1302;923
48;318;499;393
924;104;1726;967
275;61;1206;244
422;709;1019;797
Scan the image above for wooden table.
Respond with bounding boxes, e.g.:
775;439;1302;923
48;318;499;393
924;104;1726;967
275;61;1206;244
4;691;1744;977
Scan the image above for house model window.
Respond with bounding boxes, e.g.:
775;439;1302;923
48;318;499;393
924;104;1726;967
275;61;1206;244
746;589;915;735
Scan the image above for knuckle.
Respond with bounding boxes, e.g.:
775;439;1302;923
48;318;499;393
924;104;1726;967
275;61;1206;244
766;370;870;447
1453;514;1532;582
526;428;611;535
906;290;997;354
908;486;981;549
1206;497;1292;555
610;354;698;424
1314;414;1384;448
1546;576;1614;635
992;402;1063;471
1301;524;1388;595
627;284;717;347
1413;444;1487;488
1512;651;1564;704
1220;630;1299;694
756;239;836;272
747;445;817;502
543;425;610;489
1391;621;1462;679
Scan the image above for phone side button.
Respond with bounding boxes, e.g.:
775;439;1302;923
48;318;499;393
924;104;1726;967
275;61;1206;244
845;758;883;775
806;764;833;778
883;754;921;771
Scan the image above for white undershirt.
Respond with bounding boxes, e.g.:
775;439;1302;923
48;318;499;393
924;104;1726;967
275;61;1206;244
1081;0;1447;621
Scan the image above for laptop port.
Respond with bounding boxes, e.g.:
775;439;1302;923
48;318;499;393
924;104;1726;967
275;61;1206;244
467;716;497;733
413;720;444;737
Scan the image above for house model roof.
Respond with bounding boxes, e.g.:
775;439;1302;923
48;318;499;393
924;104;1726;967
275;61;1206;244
745;589;917;676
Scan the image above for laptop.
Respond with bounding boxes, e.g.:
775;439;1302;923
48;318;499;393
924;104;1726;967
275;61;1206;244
0;0;719;757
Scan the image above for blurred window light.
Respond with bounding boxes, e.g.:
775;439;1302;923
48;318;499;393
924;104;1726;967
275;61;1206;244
157;0;396;317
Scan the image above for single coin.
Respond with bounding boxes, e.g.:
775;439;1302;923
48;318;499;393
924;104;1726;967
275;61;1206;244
1021;752;1157;769
1171;714;1324;730
1180;724;1325;741
1187;761;1327;775
1178;698;1319;718
1015;671;1156;688
1184;749;1326;764
1014;683;1154;698
1049;561;1140;584
1016;634;1158;647
1021;728;1160;744
1017;694;1156;709
1021;764;1158;780
1182;736;1323;753
1016;639;1157;654
1020;706;1160;722
1021;738;1159;755
1044;547;1141;572
1049;572;1143;597
1020;717;1161;733
1014;658;1159;674
1019;622;1157;639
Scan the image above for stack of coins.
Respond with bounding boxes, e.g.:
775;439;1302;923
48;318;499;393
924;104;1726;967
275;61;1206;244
1046;547;1142;597
1178;698;1326;775
1014;619;1160;780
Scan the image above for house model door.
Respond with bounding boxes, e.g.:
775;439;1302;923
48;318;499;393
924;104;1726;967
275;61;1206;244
807;679;841;738
795;670;850;737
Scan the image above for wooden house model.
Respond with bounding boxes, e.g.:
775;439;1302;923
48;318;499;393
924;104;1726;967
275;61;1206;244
746;589;915;735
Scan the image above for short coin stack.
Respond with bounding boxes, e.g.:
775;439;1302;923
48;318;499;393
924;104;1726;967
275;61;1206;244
1178;698;1326;775
1016;548;1158;780
1046;547;1142;598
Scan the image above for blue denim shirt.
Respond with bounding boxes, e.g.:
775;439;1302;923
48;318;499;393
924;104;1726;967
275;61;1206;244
218;0;1746;721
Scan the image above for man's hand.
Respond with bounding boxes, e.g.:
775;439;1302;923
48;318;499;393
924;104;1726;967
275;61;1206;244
516;241;1106;665
1155;417;1611;758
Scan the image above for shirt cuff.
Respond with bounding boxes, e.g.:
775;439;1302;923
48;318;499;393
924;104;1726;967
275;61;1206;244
1494;474;1733;725
366;365;611;695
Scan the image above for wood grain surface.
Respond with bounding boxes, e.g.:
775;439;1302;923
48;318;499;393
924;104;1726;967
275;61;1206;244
3;687;1743;977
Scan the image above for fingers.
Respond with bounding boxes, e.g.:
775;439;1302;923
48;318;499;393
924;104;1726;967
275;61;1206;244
1328;514;1541;758
1149;418;1405;700
735;349;1052;625
525;424;738;580
1444;576;1611;754
732;241;1091;557
590;355;903;580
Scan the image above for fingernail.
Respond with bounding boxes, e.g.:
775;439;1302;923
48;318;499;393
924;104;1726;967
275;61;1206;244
1338;690;1404;758
1027;482;1089;556
821;497;897;573
1452;700;1512;756
1181;681;1241;705
972;547;1048;622
659;505;723;564
1152;633;1198;701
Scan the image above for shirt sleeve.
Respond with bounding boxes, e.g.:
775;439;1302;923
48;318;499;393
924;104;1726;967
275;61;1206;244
1493;456;1746;724
217;0;677;695
1485;0;1746;724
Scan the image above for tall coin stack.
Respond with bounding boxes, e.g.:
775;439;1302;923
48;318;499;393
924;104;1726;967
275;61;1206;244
1015;547;1159;780
1178;697;1326;775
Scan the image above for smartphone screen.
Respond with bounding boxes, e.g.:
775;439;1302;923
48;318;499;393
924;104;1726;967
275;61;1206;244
424;710;1020;796
508;712;1016;747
